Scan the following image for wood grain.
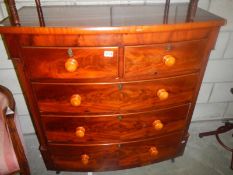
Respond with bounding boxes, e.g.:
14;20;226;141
33;74;197;114
42;104;190;144
0;4;225;29
124;39;207;80
0;2;225;172
49;144;119;171
47;131;183;171
119;132;183;168
21;47;119;81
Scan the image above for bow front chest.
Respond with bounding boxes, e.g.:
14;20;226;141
0;1;225;172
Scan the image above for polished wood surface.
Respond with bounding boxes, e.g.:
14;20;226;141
75;126;85;138
0;1;225;172
124;39;206;80
42;104;189;144
33;74;197;114
2;0;201;28
49;143;119;171
1;4;223;27
47;131;182;171
70;94;82;107
119;132;182;168
21;47;118;81
0;4;225;35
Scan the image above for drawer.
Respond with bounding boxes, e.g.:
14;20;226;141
119;131;183;168
21;47;118;81
48;132;183;171
49;144;119;171
124;39;207;80
33;74;197;114
42;104;190;144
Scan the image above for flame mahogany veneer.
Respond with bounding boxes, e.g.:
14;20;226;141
0;2;225;172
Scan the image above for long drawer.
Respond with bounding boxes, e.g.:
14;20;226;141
48;132;184;171
42;104;190;144
33;73;198;114
124;39;207;80
21;47;119;81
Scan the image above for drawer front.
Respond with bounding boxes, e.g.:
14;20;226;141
119;132;183;168
49;144;119;171
21;47;118;81
124;39;207;80
33;74;198;114
42;104;190;144
48;132;183;171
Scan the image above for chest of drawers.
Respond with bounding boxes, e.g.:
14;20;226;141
0;1;225;172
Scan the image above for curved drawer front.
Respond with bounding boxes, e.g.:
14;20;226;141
119;132;183;168
21;47;118;81
48;144;119;171
124;39;207;80
33;73;197;114
48;132;183;171
42;104;190;144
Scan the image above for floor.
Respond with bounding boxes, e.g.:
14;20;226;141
24;121;233;175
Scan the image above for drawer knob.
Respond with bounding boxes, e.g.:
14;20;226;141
157;89;169;101
81;154;89;165
65;58;79;72
153;120;164;130
70;94;81;107
163;55;176;67
75;126;85;138
149;147;159;156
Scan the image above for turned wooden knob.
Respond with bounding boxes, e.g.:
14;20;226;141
153;120;164;130
81;154;89;165
149;147;158;156
157;89;169;101
163;55;176;66
70;94;81;107
75;127;85;138
65;58;78;72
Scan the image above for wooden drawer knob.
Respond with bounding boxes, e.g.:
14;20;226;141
153;120;164;130
70;94;81;107
81;154;89;165
163;55;176;66
65;58;78;72
149;147;158;156
75;127;85;138
157;89;169;101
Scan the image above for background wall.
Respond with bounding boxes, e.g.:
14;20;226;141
0;0;233;134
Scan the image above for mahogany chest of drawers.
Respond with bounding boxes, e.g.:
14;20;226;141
0;1;225;172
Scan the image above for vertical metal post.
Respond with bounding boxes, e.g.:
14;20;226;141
35;0;45;26
163;0;170;24
5;0;20;26
186;0;199;22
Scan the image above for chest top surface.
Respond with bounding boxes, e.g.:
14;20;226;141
0;3;225;34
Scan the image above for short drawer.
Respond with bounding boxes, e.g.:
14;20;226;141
48;144;119;171
33;73;197;114
124;39;207;80
42;104;190;144
48;132;183;171
21;47;118;81
119;132;183;168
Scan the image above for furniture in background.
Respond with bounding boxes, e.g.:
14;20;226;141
199;87;233;170
0;85;30;175
0;0;225;173
199;121;233;170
